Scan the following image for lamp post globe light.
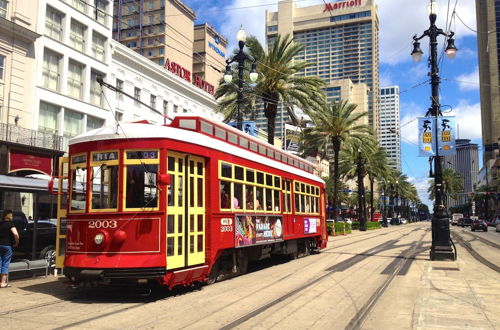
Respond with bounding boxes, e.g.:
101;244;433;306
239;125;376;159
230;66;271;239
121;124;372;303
411;0;458;261
224;26;258;131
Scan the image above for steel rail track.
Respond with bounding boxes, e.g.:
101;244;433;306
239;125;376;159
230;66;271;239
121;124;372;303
451;232;500;273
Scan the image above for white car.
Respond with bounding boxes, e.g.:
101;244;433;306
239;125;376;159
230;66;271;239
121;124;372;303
400;218;407;224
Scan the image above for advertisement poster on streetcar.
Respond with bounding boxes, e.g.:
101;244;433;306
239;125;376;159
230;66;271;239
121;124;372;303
235;215;283;247
304;218;319;234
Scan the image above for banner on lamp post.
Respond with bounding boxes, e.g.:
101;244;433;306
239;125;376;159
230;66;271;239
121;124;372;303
437;116;456;156
418;117;435;157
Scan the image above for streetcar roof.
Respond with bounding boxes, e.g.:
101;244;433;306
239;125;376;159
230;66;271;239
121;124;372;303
70;118;324;184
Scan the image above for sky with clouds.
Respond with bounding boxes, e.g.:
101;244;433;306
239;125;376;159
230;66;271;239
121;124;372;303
183;0;481;208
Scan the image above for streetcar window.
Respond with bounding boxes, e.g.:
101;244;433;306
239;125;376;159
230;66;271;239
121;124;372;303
197;178;203;207
197;214;203;232
235;166;244;181
265;188;272;211
234;183;243;209
249;142;257;152
295;194;300;213
256;187;264;210
220;181;231;209
259;145;266;155
257;172;264;185
201;121;213;135
190;176;194;207
167;215;174;234
245;185;255;210
179;119;196;130
288;158;293;165
215;127;226;140
267;149;274;158
167;237;174;256
221;163;232;178
91;165;118;210
125;164;158;208
274;190;280;212
275;153;281;161
239;137;248;148
228;132;238;144
71;167;87;211
294;159;299;167
300;195;305;213
246;169;254;182
168;175;175;206
274;176;280;188
168;156;175;171
197;162;203;175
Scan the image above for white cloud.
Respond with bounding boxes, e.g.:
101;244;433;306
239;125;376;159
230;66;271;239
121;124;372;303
400;102;426;145
379;70;393;87
455;66;479;91
408;176;432;207
448;100;482;140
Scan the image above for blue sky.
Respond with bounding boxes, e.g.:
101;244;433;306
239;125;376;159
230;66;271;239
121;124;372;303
183;0;480;208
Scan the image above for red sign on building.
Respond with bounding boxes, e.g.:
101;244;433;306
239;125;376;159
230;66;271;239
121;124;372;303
323;0;362;12
164;58;215;95
8;150;53;176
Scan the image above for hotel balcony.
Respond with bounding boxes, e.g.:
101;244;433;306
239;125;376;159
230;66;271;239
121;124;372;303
0;123;64;152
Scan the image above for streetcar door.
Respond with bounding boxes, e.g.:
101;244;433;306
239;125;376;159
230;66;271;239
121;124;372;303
55;157;69;269
166;152;206;270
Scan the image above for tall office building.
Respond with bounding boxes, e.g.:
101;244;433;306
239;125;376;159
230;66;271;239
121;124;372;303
475;0;500;188
443;139;479;208
379;86;401;171
264;0;379;139
113;1;225;95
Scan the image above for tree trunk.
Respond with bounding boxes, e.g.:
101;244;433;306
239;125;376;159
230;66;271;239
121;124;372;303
264;101;277;145
332;138;341;221
369;176;374;222
357;156;366;231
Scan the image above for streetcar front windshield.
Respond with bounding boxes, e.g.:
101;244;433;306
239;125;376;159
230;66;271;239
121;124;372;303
92;165;119;209
126;164;158;208
71;167;87;211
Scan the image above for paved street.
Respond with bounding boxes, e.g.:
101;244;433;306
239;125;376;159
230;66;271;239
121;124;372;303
1;222;499;330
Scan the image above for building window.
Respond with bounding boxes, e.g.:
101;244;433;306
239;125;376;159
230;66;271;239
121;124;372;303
70;20;85;52
92;32;106;62
45;6;63;41
116;79;123;99
68;60;84;99
159;47;164;55
63;109;83;149
90;71;103;106
86;115;104;131
38;102;59;134
150;95;156;109
94;0;107;24
72;0;86;13
0;55;4;80
42;49;60;91
163;100;168;118
134;87;141;105
0;0;7;18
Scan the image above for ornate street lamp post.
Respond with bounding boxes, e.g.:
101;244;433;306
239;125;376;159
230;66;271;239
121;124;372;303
224;26;258;131
411;0;458;260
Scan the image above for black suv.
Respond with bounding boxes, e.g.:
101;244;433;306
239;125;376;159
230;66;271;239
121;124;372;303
457;217;472;227
1;210;56;264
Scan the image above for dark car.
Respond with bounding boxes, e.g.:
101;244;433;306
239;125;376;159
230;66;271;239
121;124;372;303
457;217;472;227
471;219;488;232
0;210;56;263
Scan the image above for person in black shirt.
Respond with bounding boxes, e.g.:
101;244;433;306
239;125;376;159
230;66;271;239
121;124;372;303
0;210;19;288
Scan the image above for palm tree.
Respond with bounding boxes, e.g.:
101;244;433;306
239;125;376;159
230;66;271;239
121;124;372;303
215;34;326;144
428;168;464;203
301;100;371;220
365;147;391;221
338;138;377;230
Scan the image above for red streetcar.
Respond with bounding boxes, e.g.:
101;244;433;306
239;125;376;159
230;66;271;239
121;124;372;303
60;116;327;288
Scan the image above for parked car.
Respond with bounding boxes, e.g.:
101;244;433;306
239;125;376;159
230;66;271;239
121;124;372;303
451;213;463;226
0;210;56;264
457;217;472;227
471;219;488;232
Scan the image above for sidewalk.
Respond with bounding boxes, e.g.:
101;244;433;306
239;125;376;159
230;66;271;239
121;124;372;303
363;226;500;329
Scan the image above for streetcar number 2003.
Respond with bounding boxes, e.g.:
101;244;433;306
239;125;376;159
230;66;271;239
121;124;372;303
88;220;117;229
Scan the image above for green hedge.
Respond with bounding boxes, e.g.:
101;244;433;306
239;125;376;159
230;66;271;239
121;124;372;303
351;221;381;230
327;222;352;235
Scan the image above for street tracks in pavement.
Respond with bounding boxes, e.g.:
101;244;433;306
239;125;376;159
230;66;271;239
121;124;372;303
451;232;500;274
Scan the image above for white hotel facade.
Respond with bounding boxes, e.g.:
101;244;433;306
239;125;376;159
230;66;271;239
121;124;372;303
34;0;219;152
379;86;401;171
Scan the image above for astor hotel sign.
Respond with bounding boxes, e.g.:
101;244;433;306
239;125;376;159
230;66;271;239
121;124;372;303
163;58;215;95
323;0;362;12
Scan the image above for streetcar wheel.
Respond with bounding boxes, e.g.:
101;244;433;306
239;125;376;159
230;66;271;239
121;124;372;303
206;262;220;285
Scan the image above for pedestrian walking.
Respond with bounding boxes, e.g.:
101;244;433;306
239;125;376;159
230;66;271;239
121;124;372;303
0;210;20;288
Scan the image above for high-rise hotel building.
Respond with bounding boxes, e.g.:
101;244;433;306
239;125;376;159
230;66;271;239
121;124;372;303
379;86;401;171
112;0;226;93
475;0;500;189
265;0;380;138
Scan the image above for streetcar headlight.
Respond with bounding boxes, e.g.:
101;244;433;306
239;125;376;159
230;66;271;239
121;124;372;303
94;233;105;245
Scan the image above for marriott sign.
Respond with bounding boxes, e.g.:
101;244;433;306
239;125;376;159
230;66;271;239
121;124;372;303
323;0;362;12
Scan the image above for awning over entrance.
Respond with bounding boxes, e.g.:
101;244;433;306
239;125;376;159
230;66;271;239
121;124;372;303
0;175;50;192
8;150;53;176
